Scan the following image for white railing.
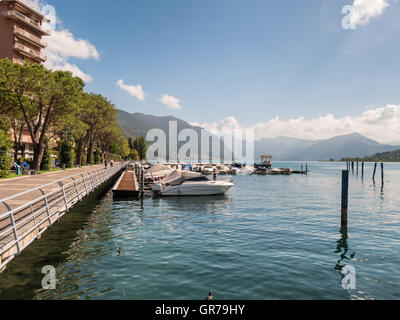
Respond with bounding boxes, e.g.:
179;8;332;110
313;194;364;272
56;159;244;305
0;163;127;271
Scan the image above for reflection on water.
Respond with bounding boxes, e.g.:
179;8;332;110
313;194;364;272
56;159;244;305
334;227;356;272
0;162;400;300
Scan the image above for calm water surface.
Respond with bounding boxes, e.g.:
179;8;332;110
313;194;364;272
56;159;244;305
0;162;399;300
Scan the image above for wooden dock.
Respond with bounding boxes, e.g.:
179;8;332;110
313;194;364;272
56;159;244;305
112;170;140;198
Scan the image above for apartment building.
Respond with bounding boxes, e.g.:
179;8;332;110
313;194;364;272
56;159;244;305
1;0;50;161
0;0;49;64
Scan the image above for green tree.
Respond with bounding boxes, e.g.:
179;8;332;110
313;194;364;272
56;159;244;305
128;136;134;150
0;59;84;170
0;118;12;177
60;139;74;168
130;149;139;161
40;137;51;171
94;148;101;164
135;136;147;160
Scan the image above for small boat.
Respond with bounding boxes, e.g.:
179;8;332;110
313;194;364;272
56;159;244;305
269;168;281;175
201;164;214;175
182;164;194;171
144;164;174;186
240;166;255;175
216;164;229;175
152;170;234;196
280;168;292;175
255;166;268;175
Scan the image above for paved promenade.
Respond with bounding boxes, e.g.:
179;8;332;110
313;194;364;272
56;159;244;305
0;163;125;271
0;165;105;211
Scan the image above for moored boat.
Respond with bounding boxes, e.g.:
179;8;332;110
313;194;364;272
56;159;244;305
152;170;234;196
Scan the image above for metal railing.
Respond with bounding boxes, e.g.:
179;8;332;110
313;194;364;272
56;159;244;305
0;163;127;271
14;25;47;47
2;10;50;34
14;42;46;61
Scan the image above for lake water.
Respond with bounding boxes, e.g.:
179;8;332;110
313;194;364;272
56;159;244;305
0;161;399;300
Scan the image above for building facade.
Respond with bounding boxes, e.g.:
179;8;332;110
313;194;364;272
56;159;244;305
1;0;50;161
0;0;49;64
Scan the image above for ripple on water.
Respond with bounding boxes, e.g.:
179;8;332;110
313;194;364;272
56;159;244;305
1;162;399;300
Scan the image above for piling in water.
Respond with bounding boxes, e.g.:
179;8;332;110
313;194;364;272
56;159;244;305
381;163;384;186
341;170;349;226
373;162;377;182
362;162;364;178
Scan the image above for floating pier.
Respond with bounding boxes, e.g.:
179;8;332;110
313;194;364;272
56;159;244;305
112;170;140;198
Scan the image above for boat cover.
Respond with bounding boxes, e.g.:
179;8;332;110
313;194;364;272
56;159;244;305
162;170;203;186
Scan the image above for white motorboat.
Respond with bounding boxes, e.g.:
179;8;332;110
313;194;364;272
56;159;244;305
145;164;174;183
216;164;229;175
239;166;254;175
201;164;214;175
152;170;234;196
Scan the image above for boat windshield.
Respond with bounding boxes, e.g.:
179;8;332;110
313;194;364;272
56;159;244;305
185;176;210;182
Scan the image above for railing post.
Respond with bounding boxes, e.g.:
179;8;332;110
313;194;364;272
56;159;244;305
58;182;69;215
81;174;88;195
30;204;38;237
38;189;53;227
43;195;53;226
72;177;80;201
9;213;21;255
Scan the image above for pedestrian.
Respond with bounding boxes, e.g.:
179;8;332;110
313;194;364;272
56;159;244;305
105;159;108;168
110;160;114;168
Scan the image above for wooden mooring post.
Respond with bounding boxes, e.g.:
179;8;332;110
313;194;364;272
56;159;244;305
356;162;359;175
381;163;384;186
372;162;377;183
351;161;354;172
362;162;364;178
141;166;145;194
341;170;349;226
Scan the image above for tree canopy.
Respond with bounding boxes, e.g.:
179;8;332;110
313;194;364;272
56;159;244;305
0;58;132;171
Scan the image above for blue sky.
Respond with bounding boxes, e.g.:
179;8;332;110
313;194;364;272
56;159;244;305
31;0;400;142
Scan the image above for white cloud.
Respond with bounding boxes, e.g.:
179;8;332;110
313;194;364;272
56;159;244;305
191;116;241;135
192;104;400;144
47;61;94;82
20;0;41;12
116;79;146;101
350;0;389;26
22;0;99;82
158;95;182;110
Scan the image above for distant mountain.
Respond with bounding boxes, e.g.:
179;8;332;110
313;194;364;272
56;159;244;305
117;110;225;160
117;111;399;162
285;133;400;161
342;149;400;162
254;136;321;160
117;110;202;138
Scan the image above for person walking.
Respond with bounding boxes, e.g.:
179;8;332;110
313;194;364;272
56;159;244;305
104;159;108;168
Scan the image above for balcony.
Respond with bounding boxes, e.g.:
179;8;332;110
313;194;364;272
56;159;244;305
14;42;46;62
2;10;50;35
14;26;47;48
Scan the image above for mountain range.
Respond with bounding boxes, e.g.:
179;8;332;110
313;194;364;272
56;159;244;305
117;110;400;161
